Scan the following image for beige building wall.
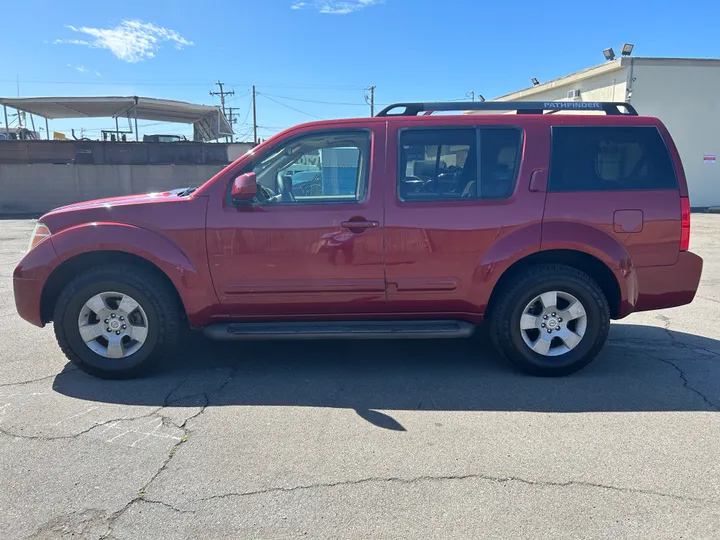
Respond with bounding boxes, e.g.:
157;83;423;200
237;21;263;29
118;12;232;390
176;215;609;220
493;61;628;105
629;59;720;208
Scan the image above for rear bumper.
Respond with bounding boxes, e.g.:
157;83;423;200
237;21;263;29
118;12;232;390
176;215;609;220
13;239;60;327
630;251;703;315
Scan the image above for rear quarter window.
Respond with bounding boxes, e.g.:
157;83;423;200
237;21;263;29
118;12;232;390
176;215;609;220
549;126;678;192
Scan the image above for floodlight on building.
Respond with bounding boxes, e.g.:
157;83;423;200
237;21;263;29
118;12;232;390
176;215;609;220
603;47;616;61
531;78;540;86
478;94;486;102
621;43;634;56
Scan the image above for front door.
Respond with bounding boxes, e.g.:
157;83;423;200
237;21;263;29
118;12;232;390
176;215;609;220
206;126;386;317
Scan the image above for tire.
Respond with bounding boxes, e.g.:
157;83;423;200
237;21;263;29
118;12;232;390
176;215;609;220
53;264;182;379
489;264;610;377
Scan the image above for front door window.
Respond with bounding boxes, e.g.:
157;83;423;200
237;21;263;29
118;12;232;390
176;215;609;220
249;131;370;204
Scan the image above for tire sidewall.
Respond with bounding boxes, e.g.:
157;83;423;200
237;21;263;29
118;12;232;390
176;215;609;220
61;279;160;374
506;277;605;372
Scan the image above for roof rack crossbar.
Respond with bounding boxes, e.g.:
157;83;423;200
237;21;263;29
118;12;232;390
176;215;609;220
375;101;638;117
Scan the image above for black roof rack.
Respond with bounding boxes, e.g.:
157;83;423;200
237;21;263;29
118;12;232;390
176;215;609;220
375;101;638;117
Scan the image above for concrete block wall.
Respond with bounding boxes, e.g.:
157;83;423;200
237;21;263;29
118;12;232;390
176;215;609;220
0;164;225;215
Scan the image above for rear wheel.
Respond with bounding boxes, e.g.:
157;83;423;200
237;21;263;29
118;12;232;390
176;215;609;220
490;264;610;376
53;265;182;379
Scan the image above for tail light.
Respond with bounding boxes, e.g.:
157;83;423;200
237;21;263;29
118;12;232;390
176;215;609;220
680;197;690;251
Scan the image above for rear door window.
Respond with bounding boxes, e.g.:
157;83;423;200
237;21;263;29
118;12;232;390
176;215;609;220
398;127;522;201
549;126;677;192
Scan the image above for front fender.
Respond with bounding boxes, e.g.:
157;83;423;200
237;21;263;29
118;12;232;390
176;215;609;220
50;222;218;326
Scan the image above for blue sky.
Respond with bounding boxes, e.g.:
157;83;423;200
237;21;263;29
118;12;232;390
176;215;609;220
1;0;718;141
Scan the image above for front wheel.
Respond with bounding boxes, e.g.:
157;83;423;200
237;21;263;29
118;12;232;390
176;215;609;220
53;264;182;379
490;264;610;376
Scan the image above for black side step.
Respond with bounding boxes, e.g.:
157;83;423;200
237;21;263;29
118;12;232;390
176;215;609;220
203;320;475;341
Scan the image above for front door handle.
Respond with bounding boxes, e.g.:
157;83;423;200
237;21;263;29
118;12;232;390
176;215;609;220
341;220;379;233
529;168;548;192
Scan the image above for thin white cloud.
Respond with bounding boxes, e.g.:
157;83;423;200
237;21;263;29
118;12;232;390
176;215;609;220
76;65;87;73
291;0;383;14
94;70;102;77
54;20;193;63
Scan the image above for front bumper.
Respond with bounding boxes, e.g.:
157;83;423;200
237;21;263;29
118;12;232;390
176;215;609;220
13;239;60;327
632;251;704;314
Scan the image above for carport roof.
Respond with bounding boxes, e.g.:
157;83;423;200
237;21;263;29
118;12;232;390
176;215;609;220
0;95;233;141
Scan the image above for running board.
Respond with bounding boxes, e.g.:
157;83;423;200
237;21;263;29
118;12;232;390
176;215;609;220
203;320;475;341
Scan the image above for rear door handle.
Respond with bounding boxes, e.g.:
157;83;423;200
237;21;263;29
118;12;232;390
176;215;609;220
341;220;379;232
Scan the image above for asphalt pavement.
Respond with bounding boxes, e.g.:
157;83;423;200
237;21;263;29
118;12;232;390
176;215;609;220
1;216;719;539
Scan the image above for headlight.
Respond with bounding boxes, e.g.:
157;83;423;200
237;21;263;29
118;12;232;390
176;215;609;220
27;222;52;252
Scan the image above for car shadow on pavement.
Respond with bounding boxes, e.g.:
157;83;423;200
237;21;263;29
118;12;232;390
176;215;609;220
52;323;720;429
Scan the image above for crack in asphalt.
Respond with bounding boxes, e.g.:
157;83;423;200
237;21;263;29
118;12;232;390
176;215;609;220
137;498;196;514
616;316;720;411
0;367;78;388
656;314;720;358
191;472;720;508
36;470;719;533
23;500;193;539
0;411;161;441
611;337;720;359
0;370;199;440
98;367;239;538
11;321;720;535
653;356;720;411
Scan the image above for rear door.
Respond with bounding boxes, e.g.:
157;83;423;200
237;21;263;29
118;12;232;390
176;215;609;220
384;120;546;314
544;121;681;267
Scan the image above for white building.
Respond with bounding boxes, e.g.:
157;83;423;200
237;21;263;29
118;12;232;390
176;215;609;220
483;57;720;208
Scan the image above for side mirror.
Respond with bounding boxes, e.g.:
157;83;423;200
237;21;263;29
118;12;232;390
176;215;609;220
231;172;257;202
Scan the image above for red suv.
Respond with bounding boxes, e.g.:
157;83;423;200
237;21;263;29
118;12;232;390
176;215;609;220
13;101;703;379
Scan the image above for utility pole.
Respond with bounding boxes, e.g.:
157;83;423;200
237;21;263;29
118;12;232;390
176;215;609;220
252;85;258;145
225;107;241;143
364;86;376;117
210;80;234;141
210;80;234;115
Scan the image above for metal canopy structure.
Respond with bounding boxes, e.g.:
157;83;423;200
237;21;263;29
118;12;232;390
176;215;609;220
0;96;233;142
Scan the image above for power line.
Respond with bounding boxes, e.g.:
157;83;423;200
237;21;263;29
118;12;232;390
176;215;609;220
258;92;367;107
0;80;366;90
59;121;185;132
224;91;251;103
0;79;213;86
77;123;179;132
235;128;255;141
256;93;324;120
241;100;252;125
238;83;364;91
